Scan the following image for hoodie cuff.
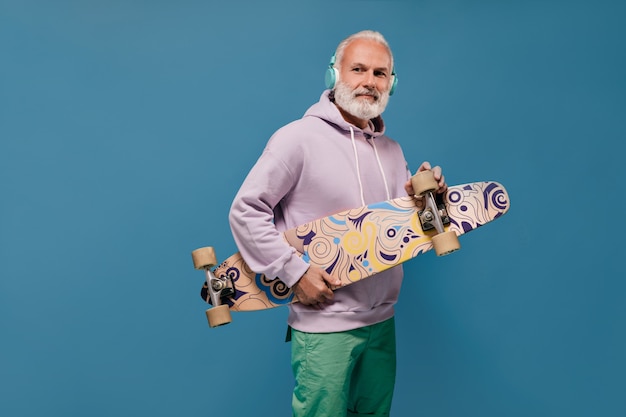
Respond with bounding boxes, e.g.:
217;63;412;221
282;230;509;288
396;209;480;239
280;254;310;288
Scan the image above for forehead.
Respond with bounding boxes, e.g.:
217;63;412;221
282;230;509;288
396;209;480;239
341;38;392;70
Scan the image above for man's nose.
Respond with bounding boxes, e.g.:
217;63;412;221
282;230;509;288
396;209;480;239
363;70;376;87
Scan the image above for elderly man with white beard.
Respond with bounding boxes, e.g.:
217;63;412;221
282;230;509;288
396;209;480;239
229;30;447;417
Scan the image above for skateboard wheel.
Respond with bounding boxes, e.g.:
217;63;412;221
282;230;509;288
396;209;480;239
432;231;460;256
192;247;218;269
206;305;232;327
411;170;438;195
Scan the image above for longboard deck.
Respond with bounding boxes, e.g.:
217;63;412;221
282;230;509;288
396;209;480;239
201;181;510;312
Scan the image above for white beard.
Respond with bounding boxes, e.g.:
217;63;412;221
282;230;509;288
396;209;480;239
333;81;390;121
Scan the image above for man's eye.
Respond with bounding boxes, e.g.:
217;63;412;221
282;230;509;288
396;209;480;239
375;71;387;77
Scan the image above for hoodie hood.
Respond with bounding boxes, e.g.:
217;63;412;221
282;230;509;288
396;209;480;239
303;90;386;138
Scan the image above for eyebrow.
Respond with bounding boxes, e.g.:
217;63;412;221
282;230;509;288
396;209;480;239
350;62;390;72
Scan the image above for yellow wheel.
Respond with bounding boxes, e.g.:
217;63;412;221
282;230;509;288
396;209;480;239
206;305;232;328
432;231;460;256
411;170;438;195
192;247;217;269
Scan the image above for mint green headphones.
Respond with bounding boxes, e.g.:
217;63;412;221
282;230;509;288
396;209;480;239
324;54;397;95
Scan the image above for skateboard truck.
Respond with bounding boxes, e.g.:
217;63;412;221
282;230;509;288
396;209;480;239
205;270;236;304
419;193;451;232
192;247;234;327
411;171;461;256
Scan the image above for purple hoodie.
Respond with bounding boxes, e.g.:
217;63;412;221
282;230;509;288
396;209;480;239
229;90;411;332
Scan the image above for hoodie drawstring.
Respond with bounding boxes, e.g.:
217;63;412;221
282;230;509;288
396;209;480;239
349;126;391;207
370;137;391;201
349;126;367;206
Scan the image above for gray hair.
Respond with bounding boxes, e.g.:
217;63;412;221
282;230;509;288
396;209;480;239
333;30;394;71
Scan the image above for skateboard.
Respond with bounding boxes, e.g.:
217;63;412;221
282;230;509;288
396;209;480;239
192;171;510;327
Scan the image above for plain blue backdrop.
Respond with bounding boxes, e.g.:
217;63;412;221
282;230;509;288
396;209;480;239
1;1;624;416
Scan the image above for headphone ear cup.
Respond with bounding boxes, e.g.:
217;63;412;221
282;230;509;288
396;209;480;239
325;54;339;89
389;74;398;95
325;66;339;89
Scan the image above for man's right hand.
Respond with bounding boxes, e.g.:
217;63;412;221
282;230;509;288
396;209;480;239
292;266;342;307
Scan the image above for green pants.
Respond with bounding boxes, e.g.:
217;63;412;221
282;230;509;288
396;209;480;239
290;317;396;417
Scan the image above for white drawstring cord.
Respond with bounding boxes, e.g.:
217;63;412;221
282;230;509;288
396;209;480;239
350;126;391;206
349;126;367;206
370;138;391;200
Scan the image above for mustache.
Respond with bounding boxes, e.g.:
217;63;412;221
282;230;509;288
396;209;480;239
352;87;380;100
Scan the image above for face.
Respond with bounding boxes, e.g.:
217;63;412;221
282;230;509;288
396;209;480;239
333;38;393;124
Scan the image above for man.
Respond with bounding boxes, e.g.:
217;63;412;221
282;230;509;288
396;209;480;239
229;30;446;416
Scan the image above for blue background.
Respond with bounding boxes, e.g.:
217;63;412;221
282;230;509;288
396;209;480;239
1;1;624;416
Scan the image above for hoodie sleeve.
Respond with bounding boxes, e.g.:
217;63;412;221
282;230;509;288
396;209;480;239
228;145;309;288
